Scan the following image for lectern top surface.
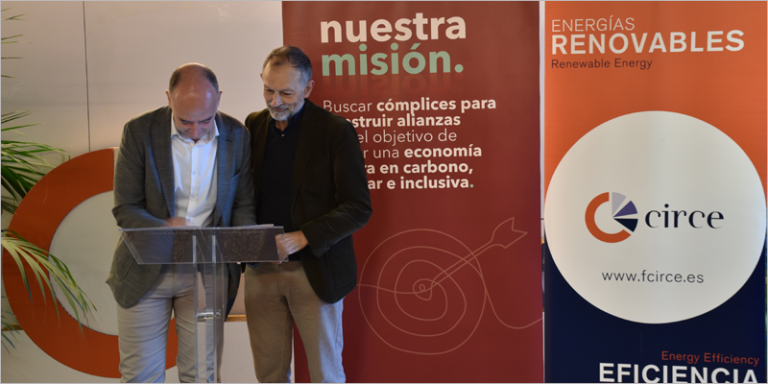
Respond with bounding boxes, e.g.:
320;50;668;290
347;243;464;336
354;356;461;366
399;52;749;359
119;225;284;264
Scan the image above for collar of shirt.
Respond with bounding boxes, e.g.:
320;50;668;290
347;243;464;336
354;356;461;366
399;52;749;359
269;104;305;135
170;114;220;144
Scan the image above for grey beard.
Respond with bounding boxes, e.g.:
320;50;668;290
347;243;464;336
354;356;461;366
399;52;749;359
268;107;291;122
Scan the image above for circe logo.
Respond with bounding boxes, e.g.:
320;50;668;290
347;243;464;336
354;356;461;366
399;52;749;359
585;192;638;243
546;111;765;324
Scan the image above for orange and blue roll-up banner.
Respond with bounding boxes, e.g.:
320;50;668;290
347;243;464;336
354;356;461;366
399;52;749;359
283;2;542;382
543;2;766;383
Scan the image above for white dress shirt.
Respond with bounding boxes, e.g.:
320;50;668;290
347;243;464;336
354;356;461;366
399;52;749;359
170;116;219;227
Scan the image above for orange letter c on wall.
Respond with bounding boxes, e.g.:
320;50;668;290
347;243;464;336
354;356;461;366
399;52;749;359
2;148;178;378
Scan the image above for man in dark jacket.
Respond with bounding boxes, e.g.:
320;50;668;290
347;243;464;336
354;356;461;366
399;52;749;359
243;46;372;383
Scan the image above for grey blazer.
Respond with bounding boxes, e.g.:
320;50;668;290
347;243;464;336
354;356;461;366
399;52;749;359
107;106;255;309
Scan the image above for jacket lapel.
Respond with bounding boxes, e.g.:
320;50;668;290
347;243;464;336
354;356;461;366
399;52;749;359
214;112;234;226
252;115;269;195
151;107;176;217
291;100;321;208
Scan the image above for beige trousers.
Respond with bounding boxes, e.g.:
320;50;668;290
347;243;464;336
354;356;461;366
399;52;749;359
244;262;345;383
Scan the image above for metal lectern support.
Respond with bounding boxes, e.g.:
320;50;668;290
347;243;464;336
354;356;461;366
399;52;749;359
120;226;284;383
192;233;226;382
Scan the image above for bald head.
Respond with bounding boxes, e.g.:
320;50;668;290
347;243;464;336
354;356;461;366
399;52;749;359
166;63;222;142
169;63;219;94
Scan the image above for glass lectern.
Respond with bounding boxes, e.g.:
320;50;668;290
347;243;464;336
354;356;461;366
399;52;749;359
120;225;284;382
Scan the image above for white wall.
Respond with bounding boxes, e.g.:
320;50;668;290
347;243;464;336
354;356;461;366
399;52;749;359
1;2;283;382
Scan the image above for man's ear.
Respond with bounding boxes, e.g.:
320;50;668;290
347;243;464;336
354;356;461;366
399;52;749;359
303;79;315;98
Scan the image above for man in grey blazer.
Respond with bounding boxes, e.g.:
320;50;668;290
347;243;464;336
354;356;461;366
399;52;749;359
107;63;255;382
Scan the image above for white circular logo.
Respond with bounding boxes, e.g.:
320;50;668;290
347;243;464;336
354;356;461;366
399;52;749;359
545;111;765;324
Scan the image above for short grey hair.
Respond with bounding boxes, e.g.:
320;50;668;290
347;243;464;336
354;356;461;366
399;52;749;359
263;45;313;85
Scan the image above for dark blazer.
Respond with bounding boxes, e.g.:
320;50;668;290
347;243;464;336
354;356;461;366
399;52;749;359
245;99;372;303
107;106;256;309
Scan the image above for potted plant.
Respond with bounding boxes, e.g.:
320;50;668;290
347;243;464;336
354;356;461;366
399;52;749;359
1;9;94;352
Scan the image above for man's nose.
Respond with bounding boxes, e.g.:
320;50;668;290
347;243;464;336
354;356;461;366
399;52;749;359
271;94;282;107
189;123;200;137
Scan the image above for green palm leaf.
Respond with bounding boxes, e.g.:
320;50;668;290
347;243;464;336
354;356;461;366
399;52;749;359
1;113;68;214
1;308;20;353
1;8;94;352
2;231;95;330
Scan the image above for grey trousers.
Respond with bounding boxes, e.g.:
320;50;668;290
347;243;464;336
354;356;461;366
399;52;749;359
244;262;345;383
116;264;225;383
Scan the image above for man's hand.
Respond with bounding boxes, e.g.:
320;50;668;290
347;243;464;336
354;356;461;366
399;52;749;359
272;231;309;264
164;217;195;227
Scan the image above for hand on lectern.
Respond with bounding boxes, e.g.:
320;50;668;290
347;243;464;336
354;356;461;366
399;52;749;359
164;216;196;227
273;231;309;264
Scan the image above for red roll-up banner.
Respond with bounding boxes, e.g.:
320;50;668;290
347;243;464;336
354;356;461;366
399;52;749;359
283;2;542;382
